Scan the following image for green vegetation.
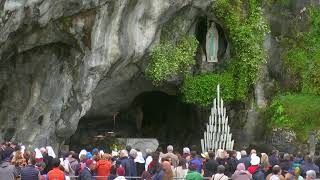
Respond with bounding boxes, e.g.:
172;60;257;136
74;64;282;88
282;7;320;95
182;73;235;106
181;0;269;106
145;36;198;85
267;94;320;141
266;7;320;141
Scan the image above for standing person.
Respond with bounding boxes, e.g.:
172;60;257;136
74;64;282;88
134;150;145;176
182;147;191;159
0;154;19;180
144;149;153;172
238;150;250;169
162;161;173;180
216;149;230;176
174;158;188;179
301;155;319;177
119;150;131;177
67;151;79;179
161;145;179;167
212;165;229;180
47;158;66;180
204;151;218;177
248;155;265;180
269;150;280;167
231;163;252;180
189;151;202;173
186;162;203;180
266;165;284;180
279;153;292;174
147;152;160;175
78;159;95;180
228;151;238;175
96;154;112;180
21;157;40;180
129;149;138;177
261;153;272;176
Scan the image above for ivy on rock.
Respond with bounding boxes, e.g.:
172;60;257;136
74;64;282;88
145;35;199;85
182;0;269;106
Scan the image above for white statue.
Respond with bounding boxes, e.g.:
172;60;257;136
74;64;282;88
206;23;219;63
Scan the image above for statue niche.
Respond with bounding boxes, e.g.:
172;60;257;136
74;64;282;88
206;22;219;63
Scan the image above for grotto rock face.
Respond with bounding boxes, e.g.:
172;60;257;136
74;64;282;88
0;0;213;148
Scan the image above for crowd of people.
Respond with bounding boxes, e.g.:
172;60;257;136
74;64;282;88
0;141;320;180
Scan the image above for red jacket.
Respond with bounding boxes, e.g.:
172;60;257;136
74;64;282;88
47;167;65;180
96;160;112;179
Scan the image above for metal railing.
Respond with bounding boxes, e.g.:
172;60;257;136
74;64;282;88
68;176;219;179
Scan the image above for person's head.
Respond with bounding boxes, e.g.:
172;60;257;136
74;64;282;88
240;150;247;157
86;159;95;170
217;165;225;174
92;148;99;155
250;155;260;166
36;162;46;171
167;145;173;153
236;163;245;171
250;149;256;155
80;154;87;161
306;170;316;179
272;149;278;156
261;153;269;164
283;153;290;161
129;149;137;159
151;152;159;162
208;151;215;159
101;153;111;160
126;145;132;153
52;158;61;168
217;149;225;159
120;150;128;158
305;155;313;163
231;150;237;158
117;167;125;176
183;147;190;155
178;158;187;169
28;157;36;166
146;149;152;156
190;151;197;158
272;165;281;175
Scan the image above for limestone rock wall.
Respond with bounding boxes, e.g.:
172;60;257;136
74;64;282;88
0;0;213;149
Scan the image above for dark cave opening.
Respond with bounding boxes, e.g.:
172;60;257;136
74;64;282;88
69;91;206;151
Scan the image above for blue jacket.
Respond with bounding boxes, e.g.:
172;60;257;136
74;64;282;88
79;167;94;180
120;157;131;176
21;165;40;180
252;168;265;180
239;156;251;169
129;156;137;177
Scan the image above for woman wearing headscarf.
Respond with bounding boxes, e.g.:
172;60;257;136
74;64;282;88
231;163;252;180
134;150;145;176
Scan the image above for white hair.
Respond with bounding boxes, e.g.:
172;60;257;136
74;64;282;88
183;147;190;154
307;170;316;179
167;145;173;152
240;150;247;156
146;148;152;154
130;149;138;158
120;149;128;157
